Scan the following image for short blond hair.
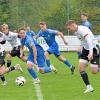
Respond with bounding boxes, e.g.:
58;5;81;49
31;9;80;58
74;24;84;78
1;23;9;29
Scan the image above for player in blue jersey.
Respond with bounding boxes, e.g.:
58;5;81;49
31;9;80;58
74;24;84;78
77;12;92;58
26;26;35;37
18;28;57;84
81;12;92;30
36;21;75;74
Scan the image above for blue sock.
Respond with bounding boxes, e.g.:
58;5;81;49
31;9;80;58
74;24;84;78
44;67;51;73
46;59;51;67
27;67;37;79
64;60;72;68
77;51;81;58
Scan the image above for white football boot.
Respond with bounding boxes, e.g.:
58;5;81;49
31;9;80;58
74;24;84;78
84;85;94;93
15;64;23;73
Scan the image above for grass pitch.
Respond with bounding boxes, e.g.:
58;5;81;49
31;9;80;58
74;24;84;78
0;52;100;100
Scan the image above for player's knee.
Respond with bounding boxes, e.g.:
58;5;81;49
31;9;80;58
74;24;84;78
91;70;97;74
45;51;49;57
91;68;98;74
39;68;45;74
27;62;33;68
6;53;11;59
91;64;98;74
79;65;85;72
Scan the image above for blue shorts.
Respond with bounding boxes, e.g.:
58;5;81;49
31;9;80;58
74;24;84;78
27;46;45;67
47;43;61;57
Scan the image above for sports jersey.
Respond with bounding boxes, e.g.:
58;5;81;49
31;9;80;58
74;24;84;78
75;25;98;54
21;35;45;67
2;31;21;48
26;30;35;37
82;20;92;31
38;29;58;46
38;29;61;57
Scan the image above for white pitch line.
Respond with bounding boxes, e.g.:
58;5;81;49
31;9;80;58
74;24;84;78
34;84;43;100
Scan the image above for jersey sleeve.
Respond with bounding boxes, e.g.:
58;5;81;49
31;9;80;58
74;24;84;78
81;28;93;54
48;29;58;35
28;38;35;47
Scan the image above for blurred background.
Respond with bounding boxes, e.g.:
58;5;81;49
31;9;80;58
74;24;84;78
0;0;100;35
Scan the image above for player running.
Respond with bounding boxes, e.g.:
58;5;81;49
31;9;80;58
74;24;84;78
18;28;57;84
36;21;75;74
0;34;23;85
1;24;27;68
66;20;100;93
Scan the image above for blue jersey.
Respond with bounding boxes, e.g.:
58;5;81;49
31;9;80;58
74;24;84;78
26;30;35;37
21;35;45;67
82;20;92;31
21;35;41;54
38;29;58;46
38;29;61;57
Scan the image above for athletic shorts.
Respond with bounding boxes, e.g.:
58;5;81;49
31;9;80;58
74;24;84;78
27;46;45;67
9;46;20;57
80;45;100;65
47;43;61;57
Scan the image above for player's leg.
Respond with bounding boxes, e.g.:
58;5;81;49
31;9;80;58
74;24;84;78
54;49;75;74
79;48;94;93
90;47;100;74
17;46;27;62
45;51;51;67
6;51;13;68
27;54;40;84
0;75;7;85
3;64;23;74
0;52;7;85
37;46;56;74
45;46;55;67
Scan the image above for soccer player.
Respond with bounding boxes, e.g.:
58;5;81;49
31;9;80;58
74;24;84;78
0;35;23;85
80;12;92;30
1;24;27;68
66;20;100;93
19;28;57;84
26;26;35;36
36;21;75;74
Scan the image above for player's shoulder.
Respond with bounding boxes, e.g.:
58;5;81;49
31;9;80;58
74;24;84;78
84;20;91;25
47;29;58;33
78;25;89;31
9;31;17;36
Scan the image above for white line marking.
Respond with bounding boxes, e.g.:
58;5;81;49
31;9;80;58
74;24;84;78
34;84;43;100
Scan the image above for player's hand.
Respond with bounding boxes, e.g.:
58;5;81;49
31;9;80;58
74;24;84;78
64;41;68;45
34;59;37;65
87;53;93;61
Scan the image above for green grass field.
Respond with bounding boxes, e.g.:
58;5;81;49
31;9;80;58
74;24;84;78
0;52;100;100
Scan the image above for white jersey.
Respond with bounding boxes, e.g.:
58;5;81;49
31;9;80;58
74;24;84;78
2;31;21;48
75;25;98;53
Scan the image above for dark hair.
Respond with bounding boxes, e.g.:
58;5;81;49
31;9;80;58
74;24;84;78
80;12;88;17
39;21;46;25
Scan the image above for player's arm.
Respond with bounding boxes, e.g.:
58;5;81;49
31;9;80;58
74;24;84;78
20;45;24;58
34;33;40;39
32;45;37;65
57;32;68;45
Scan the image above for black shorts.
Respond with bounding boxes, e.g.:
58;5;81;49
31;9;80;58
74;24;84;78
80;45;100;65
0;51;6;66
9;46;20;58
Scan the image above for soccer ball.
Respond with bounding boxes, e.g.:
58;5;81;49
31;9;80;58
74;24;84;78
15;76;26;86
